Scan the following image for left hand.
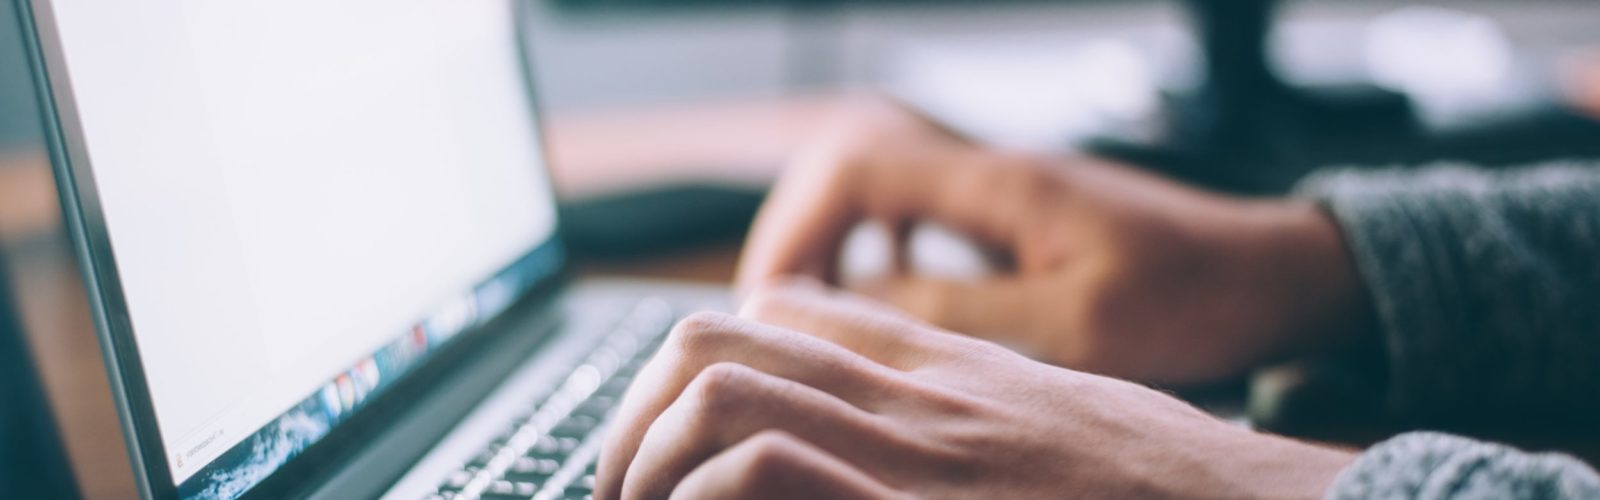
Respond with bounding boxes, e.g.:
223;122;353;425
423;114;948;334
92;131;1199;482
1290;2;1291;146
595;281;1356;499
734;100;1371;385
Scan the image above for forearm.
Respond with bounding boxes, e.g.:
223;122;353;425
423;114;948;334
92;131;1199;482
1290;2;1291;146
1295;161;1600;423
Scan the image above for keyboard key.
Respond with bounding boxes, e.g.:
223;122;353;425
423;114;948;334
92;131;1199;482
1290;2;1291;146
443;470;475;489
526;435;581;458
502;459;557;484
510;457;561;475
562;485;594;500
551;415;600;438
469;447;502;468
483;479;538;497
572;396;618;419
597;376;633;398
430;298;678;498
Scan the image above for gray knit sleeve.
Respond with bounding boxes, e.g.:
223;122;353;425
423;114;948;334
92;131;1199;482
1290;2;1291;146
1294;162;1600;422
1326;432;1600;499
1296;162;1600;499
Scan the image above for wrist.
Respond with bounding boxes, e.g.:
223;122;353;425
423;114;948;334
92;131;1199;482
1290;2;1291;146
1234;199;1377;362
1219;433;1359;499
1164;418;1358;499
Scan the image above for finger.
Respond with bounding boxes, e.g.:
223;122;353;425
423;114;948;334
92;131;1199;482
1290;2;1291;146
671;430;901;500
857;155;1038;246
626;364;912;500
597;313;907;500
734;141;1046;294
737;278;956;368
734;147;864;292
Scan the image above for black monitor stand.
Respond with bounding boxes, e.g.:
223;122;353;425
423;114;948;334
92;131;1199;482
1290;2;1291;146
1090;0;1417;193
1091;0;1600;194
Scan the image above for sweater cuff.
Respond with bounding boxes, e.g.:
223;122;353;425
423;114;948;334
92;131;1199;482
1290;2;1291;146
1293;168;1473;419
1326;432;1600;499
1295;163;1600;425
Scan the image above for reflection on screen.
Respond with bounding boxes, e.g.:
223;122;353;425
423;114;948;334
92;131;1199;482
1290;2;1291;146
45;1;557;497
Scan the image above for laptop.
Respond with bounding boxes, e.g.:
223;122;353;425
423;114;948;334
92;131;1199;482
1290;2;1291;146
19;1;727;498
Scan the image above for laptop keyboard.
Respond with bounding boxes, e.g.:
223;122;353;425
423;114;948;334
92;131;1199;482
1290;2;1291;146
427;299;677;500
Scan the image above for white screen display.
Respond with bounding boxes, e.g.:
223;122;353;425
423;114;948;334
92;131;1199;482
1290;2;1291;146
44;0;556;485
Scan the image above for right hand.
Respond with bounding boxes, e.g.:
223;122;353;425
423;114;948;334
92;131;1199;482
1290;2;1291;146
736;101;1372;384
596;281;1356;500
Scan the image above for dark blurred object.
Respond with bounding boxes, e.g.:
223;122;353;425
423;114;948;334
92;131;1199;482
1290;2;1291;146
1092;0;1419;192
552;0;1041;9
0;256;80;499
1249;345;1394;445
560;184;765;260
1090;0;1600;193
1251;354;1600;467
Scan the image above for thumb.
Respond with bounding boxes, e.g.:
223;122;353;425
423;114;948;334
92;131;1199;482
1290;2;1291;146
854;275;1037;342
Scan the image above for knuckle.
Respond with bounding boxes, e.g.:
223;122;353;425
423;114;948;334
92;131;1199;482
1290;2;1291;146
992;158;1063;213
730;431;801;492
666;312;743;355
685;362;761;416
814;155;864;195
675;310;736;334
742;430;796;471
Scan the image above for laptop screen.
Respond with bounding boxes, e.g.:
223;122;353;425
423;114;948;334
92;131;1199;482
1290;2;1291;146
39;1;561;498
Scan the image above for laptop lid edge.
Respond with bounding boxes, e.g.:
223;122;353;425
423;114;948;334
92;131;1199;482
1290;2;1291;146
16;0;170;497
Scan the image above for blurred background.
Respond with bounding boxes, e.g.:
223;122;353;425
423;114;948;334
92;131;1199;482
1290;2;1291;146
522;0;1600;259
2;0;1598;497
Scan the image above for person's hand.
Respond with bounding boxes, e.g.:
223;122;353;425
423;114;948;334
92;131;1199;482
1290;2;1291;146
736;102;1372;384
595;282;1357;499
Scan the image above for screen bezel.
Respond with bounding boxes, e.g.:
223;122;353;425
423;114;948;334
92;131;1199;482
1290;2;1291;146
16;1;575;498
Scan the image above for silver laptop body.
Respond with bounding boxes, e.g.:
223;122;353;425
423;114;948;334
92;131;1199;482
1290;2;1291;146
18;1;723;498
